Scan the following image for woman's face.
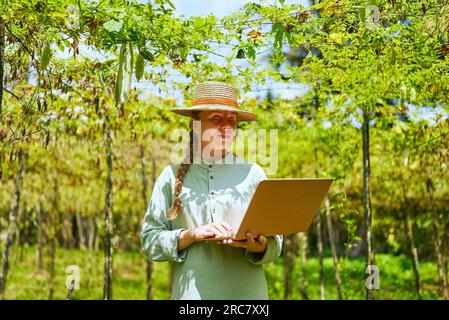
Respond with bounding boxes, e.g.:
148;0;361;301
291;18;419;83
195;110;237;155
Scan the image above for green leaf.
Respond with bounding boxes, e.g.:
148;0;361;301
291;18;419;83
225;46;238;63
285;31;293;45
179;45;188;59
56;39;65;52
165;0;176;10
104;19;123;33
245;43;256;60
358;7;366;22
138;47;155;62
41;42;52;70
236;48;245;59
272;23;284;49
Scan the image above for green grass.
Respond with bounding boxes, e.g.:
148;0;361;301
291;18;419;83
1;245;444;299
266;253;443;300
3;245;168;300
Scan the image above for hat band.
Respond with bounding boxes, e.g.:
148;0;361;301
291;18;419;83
191;98;238;108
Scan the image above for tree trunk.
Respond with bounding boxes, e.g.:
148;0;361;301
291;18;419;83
103;114;113;300
94;215;100;252
48;175;59;300
60;211;71;249
324;194;343;300
426;176;449;299
36;202;45;271
140;145;153;300
0;14;5;118
14;206;22;264
315;210;325;300
0;148;26;299
47;232;56;300
362;109;374;300
20;206;30;262
75;211;86;250
298;232;309;300
313;148;325;300
86;216;95;289
401;182;422;299
283;234;294;299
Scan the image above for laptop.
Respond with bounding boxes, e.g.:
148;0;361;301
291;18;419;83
200;178;333;241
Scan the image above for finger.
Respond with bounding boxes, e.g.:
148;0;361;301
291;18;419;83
246;232;256;245
209;225;222;235
221;222;233;232
223;240;244;248
258;234;267;244
221;238;234;245
214;226;231;239
205;226;218;238
214;223;229;236
202;231;215;238
211;226;228;239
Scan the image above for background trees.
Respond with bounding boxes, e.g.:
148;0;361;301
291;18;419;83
0;0;448;299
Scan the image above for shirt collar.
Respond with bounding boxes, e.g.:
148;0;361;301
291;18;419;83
196;151;236;169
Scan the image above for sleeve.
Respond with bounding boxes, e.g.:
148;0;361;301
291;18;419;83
245;234;284;265
244;163;284;265
140;166;188;263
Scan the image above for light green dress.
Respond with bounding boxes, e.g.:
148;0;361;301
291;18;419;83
140;152;283;300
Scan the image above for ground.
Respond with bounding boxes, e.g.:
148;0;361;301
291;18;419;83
1;245;443;300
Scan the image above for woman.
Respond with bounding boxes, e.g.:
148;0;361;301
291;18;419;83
141;81;283;300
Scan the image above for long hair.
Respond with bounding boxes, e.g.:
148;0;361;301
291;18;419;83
167;111;200;220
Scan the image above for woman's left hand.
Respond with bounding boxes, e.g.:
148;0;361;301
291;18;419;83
217;232;267;253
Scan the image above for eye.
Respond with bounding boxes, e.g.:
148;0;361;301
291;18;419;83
211;116;221;124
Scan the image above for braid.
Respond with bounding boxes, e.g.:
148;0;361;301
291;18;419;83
168;112;199;220
167;166;189;220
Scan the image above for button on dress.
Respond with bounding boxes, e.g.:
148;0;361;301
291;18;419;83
140;152;283;300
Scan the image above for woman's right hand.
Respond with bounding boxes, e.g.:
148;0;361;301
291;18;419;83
191;222;233;241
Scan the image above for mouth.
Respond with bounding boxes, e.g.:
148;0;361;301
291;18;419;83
216;132;232;140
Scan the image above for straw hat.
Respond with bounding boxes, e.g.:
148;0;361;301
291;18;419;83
171;81;257;121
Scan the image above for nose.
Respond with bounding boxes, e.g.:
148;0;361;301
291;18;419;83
219;122;234;134
220;117;236;128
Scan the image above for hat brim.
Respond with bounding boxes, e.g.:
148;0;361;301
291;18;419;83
171;104;257;121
